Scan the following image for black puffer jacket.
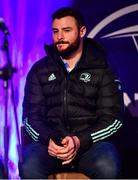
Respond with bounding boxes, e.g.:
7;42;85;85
23;38;123;152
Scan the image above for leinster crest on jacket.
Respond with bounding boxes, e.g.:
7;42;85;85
79;72;91;83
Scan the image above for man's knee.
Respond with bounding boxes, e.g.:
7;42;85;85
94;157;119;178
18;161;34;178
19;160;49;179
19;142;49;178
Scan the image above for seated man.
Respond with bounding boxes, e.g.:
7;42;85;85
19;7;124;179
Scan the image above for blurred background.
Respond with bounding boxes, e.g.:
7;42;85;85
0;0;137;178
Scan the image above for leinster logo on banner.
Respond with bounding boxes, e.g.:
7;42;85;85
87;3;138;116
88;4;138;52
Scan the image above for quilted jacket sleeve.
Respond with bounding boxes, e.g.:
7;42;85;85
77;66;124;151
22;63;58;145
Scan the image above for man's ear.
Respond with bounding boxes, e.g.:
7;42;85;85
80;26;86;38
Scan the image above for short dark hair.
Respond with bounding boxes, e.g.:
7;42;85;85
52;7;86;28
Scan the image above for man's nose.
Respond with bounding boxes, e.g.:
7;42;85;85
57;31;64;40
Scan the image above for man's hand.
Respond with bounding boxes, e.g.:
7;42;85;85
48;139;64;157
56;136;80;165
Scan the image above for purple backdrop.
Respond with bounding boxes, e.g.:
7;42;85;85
0;0;73;178
0;0;137;179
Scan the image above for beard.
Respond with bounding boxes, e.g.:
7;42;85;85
55;35;80;59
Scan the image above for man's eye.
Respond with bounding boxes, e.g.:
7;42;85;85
64;29;71;32
53;30;58;34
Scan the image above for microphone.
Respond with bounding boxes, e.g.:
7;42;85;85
0;18;9;35
0;65;17;80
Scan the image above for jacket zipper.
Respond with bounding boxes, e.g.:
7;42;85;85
63;76;68;132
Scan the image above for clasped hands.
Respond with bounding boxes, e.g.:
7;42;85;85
48;136;80;165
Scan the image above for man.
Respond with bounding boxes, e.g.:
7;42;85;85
19;7;123;179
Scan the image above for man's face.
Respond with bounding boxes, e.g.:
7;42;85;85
52;16;81;58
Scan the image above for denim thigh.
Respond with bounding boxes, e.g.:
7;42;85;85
18;142;62;179
77;141;121;179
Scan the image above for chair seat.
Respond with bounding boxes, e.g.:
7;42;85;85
48;172;90;179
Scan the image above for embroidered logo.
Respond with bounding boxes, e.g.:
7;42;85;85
80;73;91;83
48;73;56;81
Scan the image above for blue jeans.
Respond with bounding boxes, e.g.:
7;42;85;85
19;141;121;179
